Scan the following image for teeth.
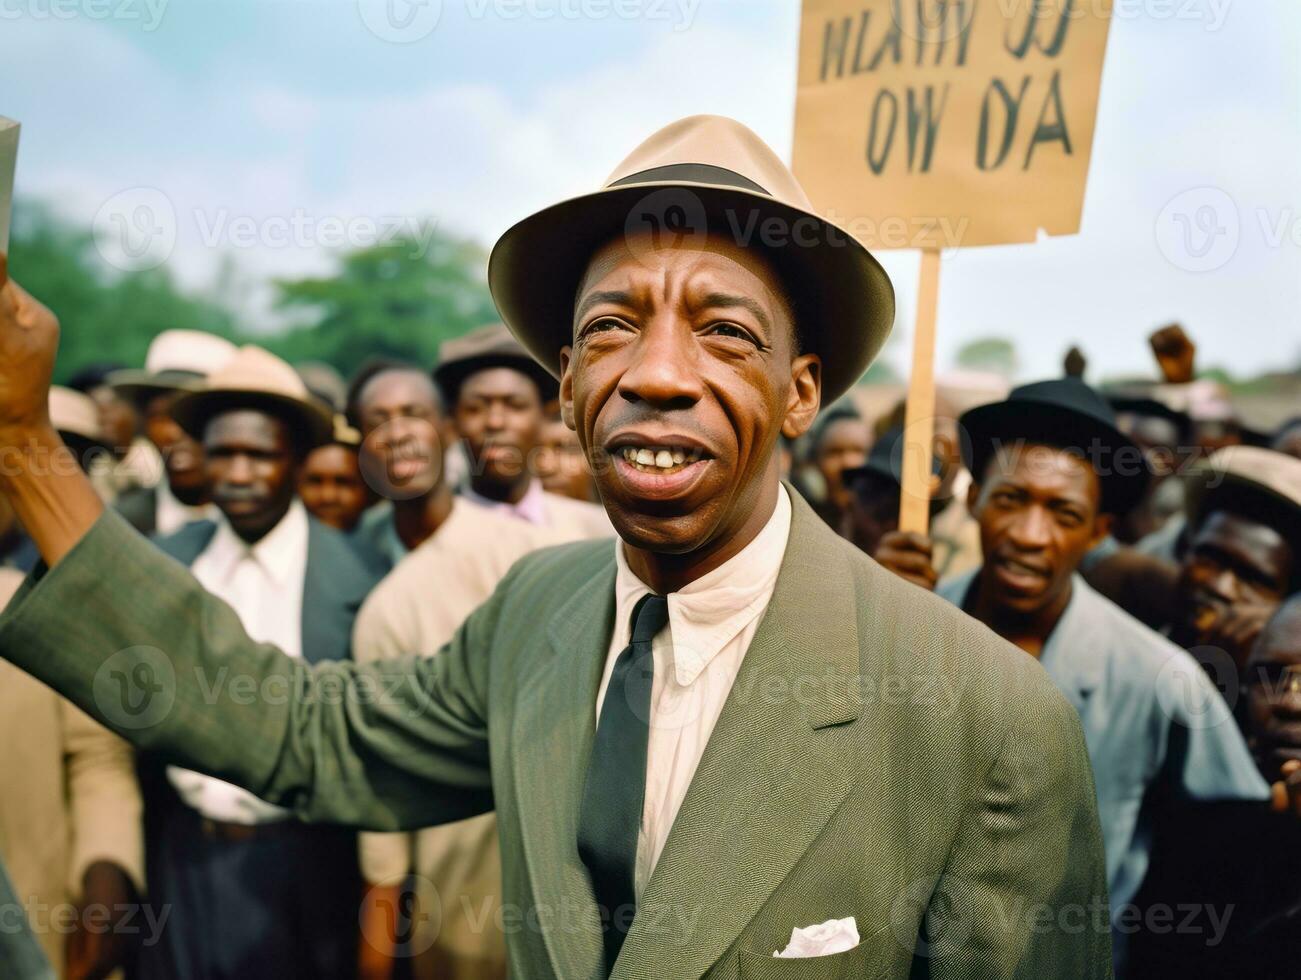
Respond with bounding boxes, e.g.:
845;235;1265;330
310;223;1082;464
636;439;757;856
619;446;694;471
636;448;655;465
672;450;685;465
655;450;673;468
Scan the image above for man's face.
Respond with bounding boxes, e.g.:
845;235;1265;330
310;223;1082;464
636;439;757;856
815;416;871;514
355;369;444;501
298;444;370;532
455;367;544;495
90;385;140;452
204;409;298;542
535;416;594;502
842;472;899;556
561;232;820;558
1244;604;1301;783
970;444;1111;618
1176;511;1292;637
145;391;207;494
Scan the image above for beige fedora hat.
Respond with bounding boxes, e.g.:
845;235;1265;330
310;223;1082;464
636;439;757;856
487;114;895;406
1185;445;1301;551
49;386;109;452
170;345;334;449
109;329;239;405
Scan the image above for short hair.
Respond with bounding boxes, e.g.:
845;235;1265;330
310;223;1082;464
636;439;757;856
345;358;442;428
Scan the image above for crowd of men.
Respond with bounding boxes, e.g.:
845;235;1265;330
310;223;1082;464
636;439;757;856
0;114;1298;980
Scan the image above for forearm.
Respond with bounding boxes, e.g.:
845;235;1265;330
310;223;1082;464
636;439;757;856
0;423;103;566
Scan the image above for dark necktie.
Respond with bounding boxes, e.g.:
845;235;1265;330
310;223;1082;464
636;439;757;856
577;592;671;973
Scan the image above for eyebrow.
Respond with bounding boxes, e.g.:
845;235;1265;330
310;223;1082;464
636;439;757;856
697;292;773;335
574;290;634;324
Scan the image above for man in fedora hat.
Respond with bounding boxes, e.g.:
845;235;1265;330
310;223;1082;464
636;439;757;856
109;328;238;536
134;345;379;980
0;119;1110;978
435;323;611;538
874;378;1271;972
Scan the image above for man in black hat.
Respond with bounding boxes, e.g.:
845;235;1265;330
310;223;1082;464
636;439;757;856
875;378;1271;973
0;118;1113;979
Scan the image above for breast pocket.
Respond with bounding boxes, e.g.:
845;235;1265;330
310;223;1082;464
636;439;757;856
737;939;884;980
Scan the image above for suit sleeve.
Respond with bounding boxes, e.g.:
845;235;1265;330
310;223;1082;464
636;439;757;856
0;509;497;832
926;679;1114;979
60;700;145;896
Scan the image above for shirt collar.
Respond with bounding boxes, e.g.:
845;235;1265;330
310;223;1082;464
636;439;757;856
613;484;793;687
462;478;548;526
206;500;310;588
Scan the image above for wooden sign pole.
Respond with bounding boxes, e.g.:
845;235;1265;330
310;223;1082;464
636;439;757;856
898;247;941;535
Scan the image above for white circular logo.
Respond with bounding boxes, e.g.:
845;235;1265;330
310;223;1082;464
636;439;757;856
1155;186;1240;273
1156;646;1238;731
92;645;177;731
622;188;709;271
359;874;442;957
92;187;177;272
357;0;443;43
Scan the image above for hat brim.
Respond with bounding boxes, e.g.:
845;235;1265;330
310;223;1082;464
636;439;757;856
487;180;895;407
108;369;205;408
1185;466;1301;536
170;389;334;451
960;399;1150;515
433;353;560;406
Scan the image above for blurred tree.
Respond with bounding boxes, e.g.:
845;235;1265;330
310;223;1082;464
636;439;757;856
8;200;238;382
269;230;497;376
955;336;1018;379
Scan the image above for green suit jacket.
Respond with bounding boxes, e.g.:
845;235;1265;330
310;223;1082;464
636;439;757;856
0;490;1110;979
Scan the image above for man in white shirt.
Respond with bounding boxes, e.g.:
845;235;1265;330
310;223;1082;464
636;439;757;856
435;323;611;538
142;346;380;980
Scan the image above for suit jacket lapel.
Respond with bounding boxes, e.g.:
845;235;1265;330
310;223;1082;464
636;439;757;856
614;493;863;979
512;554;616;980
300;520;373;664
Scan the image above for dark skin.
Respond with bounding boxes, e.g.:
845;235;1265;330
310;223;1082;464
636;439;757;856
144;390;209;505
1244;599;1301;788
354;368;455;553
88;384;139;459
1171;510;1293;672
298;443;371;532
536;414;596;502
66;860;140;980
560;230;821;595
814;415;870;518
455;367;544;505
203;410;300;544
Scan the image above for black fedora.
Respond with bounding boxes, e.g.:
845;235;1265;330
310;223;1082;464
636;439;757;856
960;379;1150;515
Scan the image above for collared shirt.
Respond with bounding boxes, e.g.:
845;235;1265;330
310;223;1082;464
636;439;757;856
597;484;792;900
462;477;549;526
168;501;310;824
154;480;216;538
938;571;1269;914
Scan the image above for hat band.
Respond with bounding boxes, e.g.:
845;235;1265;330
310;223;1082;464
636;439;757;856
608;163;770;196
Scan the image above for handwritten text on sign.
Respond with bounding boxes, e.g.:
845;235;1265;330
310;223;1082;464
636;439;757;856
793;0;1113;248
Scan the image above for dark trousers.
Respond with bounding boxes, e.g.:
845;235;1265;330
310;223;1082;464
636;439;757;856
139;792;360;980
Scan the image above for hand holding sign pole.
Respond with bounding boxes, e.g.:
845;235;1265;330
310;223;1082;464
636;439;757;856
792;0;1113;533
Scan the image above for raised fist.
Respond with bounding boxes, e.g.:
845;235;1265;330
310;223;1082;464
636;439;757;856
0;253;60;439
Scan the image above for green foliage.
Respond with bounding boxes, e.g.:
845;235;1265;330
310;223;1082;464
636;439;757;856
9;201;238;383
955;336;1018;378
266;231;498;374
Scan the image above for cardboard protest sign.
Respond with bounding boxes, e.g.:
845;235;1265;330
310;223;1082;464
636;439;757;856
793;0;1113;249
0;117;17;254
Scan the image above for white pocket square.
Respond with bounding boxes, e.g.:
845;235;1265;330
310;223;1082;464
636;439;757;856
772;916;860;958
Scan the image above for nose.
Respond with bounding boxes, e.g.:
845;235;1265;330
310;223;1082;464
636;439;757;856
1006;505;1053;551
225;453;256;485
485;401;509;432
1206;566;1240;602
616;319;705;409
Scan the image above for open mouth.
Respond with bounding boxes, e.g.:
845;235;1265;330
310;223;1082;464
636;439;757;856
615;445;700;476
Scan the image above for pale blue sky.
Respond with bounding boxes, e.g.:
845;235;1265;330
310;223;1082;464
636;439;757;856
3;0;1298;381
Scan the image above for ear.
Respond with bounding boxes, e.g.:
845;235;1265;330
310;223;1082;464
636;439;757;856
1088;511;1114;550
558;346;576;431
781;353;821;440
965;477;982;521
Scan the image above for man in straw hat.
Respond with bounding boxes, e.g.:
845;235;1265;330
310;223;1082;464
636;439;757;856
133;346;380;980
0;118;1114;977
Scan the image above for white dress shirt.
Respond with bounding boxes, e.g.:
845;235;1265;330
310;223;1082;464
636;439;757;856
167;501;310;824
155;480;216;537
596;484;792;899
